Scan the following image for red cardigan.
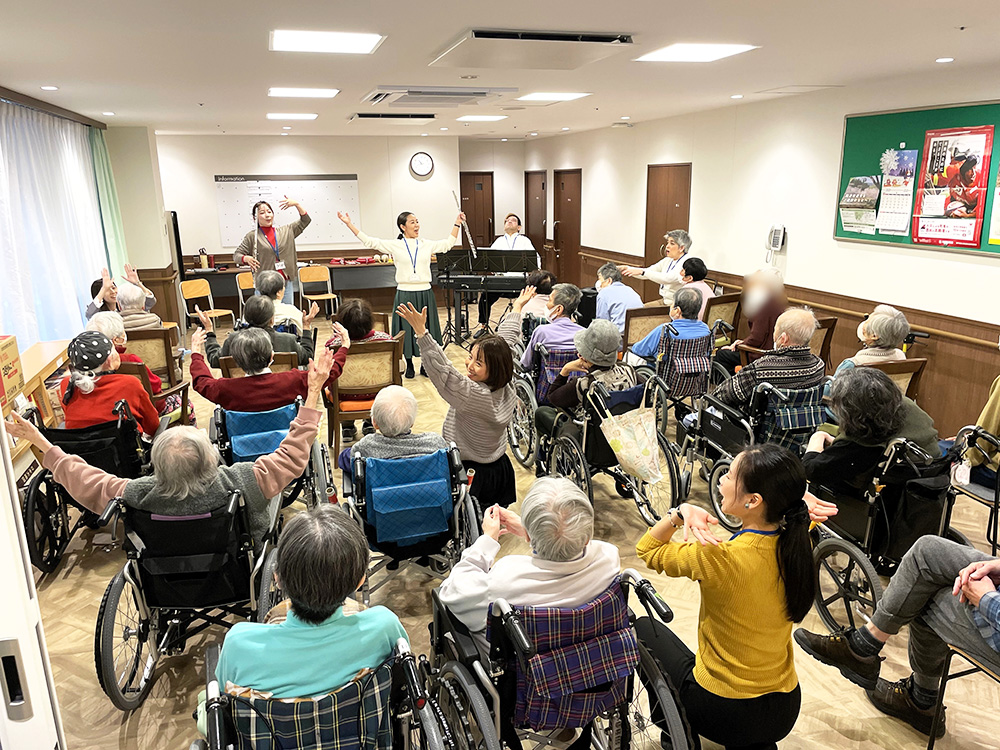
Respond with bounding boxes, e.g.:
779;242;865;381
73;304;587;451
190;347;347;412
59;374;161;436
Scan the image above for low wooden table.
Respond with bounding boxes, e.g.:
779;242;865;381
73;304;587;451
8;340;69;463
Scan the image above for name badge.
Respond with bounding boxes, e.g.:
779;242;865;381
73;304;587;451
410;272;420;282
275;261;286;271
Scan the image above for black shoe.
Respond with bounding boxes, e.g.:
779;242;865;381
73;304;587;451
341;424;357;443
793;628;882;690
866;677;945;738
473;326;487;339
404;361;415;379
361;420;375;436
419;365;427;376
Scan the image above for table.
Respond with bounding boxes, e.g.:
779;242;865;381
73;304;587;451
9;340;69;463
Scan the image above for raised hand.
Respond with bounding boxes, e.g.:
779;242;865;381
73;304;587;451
678;503;720;546
195;306;214;332
512;285;537;313
336;211;352;225
395;302;428;337
190;327;208;355
456;212;467;224
98;267;114;300
331;322;351;348
278;195;300;210
124;263;140;285
302;302;320;328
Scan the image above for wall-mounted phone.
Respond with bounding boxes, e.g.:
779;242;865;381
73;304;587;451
765;224;786;263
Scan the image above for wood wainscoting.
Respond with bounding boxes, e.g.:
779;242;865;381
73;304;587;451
577;246;645;297
709;270;1000;437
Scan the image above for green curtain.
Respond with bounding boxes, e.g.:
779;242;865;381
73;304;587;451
88;128;129;274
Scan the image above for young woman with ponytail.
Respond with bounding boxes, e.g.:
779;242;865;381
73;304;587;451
635;444;837;749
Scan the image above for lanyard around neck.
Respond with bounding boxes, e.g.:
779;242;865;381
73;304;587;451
666;253;685;273
729;528;780;540
506;233;517;249
402;238;419;274
261;227;279;258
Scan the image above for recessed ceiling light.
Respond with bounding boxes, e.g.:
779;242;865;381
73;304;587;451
40;85;58;91
269;30;385;54
461;75;479;80
530;132;538;136
282;126;292;130
456;115;508;122
561;127;570;131
501;138;508;142
620;116;631;120
516;92;591;102
280;133;288;136
102;111;116;116
268;87;339;98
266;112;318;120
421;133;428;137
730;94;744;100
936;57;954;63
439;127;449;131
636;43;759;63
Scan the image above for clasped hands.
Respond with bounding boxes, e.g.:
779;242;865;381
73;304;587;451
482;504;526;542
953;559;1000;608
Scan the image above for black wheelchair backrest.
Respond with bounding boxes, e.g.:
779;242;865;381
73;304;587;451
41;416;146;479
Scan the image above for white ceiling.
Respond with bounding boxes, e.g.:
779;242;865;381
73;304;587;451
3;1;998;139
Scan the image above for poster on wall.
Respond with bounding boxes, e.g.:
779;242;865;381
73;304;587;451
839;175;881;234
989;167;1000;245
875;148;918;236
912;125;994;248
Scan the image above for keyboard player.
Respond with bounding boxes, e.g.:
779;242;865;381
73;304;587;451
475;213;539;338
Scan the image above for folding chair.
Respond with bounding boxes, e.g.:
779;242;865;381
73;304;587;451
180;278;236;331
927;645;1000;749
236;271;256;318
298;265;338;319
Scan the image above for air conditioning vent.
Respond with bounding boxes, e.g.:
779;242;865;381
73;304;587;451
350;113;437;126
360;85;516;108
430;28;634;70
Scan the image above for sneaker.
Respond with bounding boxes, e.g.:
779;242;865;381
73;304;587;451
341;424;357;443
866;677;945;738
793;628;882;690
404;361;415;379
361;420;375;436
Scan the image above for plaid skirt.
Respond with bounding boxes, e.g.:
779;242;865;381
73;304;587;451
392;289;442;359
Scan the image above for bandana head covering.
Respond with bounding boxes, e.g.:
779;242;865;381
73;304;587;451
68;331;113;373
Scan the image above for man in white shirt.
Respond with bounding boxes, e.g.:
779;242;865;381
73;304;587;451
476;213;539;335
619;229;697;307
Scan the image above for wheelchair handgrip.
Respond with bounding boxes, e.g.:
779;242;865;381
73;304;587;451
396;640;427;710
665;322;679;337
98;498;123;527
637;580;674;624
225;490;242;516
494;600;535;659
712;319;735;334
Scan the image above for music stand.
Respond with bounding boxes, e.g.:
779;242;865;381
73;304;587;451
440;248;475;348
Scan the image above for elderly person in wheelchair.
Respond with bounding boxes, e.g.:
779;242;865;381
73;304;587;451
507;282;585;372
436;476;621;650
6;347;335;550
630;286;710;359
255;269;304;334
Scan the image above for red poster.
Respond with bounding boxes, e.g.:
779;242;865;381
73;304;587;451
912;125;993;248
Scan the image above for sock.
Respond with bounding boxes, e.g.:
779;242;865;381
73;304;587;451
908;678;938;710
848;626;884;658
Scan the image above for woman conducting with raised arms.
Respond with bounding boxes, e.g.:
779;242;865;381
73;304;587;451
233;196;311;305
337;209;464;379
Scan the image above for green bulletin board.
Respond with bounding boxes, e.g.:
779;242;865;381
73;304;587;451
835;101;1000;256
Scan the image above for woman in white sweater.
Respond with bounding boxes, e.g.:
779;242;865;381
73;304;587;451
338;209;463;378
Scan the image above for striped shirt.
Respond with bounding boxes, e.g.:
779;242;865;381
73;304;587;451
713;345;825;411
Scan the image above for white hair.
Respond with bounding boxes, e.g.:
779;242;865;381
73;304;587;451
371;385;417;437
86;311;126;341
747;266;784;293
865;304;910;350
116;280;147;311
521;477;593;562
150;427;221;500
775;308;818;347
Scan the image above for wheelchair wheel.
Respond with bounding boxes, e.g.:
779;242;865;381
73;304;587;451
814;537;883;633
549;434;592;504
434;661;501;750
709;361;730;388
625;639;692;750
256;548;281;623
307;441;332;507
507;378;538;468
632;434;681;527
708;459;742;533
944;526;974;548
23;471;71;573
95;569;157;711
398;696;450;750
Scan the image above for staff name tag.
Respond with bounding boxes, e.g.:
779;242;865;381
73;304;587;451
275;261;286;271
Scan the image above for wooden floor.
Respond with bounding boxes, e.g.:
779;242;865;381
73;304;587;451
36;313;1000;749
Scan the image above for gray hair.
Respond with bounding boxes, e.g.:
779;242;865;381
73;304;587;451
116;280;147;311
665;229;692;253
150;427;221;501
229;328;273;374
865;305;910;350
775;308;818;346
550;283;582;317
597;262;623;284
831;367;904;443
243;295;274;328
521;477;593;562
371;385;417;437
747;266;785;293
255;270;286;299
86;311;126;341
673;287;702;320
277;505;370;624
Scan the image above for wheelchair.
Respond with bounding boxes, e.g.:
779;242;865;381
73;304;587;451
537;377;679;526
425;569;693;750
93;488;280;711
950;424;1000;555
20;401;150;573
672;380;827;532
809;437;968;634
213;398;333;509
194;638;450;750
341;446;482;605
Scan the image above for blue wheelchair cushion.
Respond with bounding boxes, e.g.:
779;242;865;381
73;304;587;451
366;450;453;546
231;429;288;463
224;404;298;463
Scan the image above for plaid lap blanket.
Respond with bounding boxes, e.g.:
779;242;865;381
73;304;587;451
227;664;392;750
655;331;713;400
757;384;826;452
537;347;582;406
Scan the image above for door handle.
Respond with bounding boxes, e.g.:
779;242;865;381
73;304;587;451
488;217;493;237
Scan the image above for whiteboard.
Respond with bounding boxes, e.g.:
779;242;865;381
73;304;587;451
214;174;362;247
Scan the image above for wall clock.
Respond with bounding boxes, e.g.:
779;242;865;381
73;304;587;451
410;151;434;177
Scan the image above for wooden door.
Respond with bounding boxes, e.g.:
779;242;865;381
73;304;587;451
643;164;692;301
554;169;582;285
459;172;495;249
524;170;547;256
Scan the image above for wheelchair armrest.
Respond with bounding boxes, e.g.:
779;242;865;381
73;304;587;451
225;490;242;517
447;444;467;483
492;599;536;661
98;498;123;527
701;394;752;426
342;470;355;500
205;644;221;687
431;590;482;667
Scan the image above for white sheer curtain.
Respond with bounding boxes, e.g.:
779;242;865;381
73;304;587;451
0;100;108;348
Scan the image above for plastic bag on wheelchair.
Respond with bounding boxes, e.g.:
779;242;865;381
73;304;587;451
599;385;662;483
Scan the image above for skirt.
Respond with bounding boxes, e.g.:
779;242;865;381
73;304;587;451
393;288;442;359
463;454;517;509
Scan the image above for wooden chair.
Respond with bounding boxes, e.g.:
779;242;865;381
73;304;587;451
180;278;236;330
371;311;391;334
298;265;338;319
324;333;404;456
218;352;297;379
117;361;191;426
927;645;1000;749
810;316;838;370
623;307;674;355
862;358;927;401
125;328;182;387
703;293;742;347
236;272;256;318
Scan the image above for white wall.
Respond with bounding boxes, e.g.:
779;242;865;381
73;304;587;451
524;64;1000;324
458;140;526;234
155;135;461;255
105;126;172;268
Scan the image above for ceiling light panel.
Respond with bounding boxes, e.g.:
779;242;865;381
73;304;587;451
636;43;758;63
268;87;340;98
516;92;591;101
270;30;385;55
266;112;319;120
456;115;508;122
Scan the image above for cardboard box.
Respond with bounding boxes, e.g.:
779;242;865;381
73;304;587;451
0;335;25;415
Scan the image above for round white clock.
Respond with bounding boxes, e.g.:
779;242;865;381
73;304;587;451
409;151;434;177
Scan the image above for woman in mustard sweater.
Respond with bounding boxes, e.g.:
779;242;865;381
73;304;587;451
636;444;835;749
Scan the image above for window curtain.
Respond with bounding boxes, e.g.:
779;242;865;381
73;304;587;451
0;100;109;347
89;128;129;277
